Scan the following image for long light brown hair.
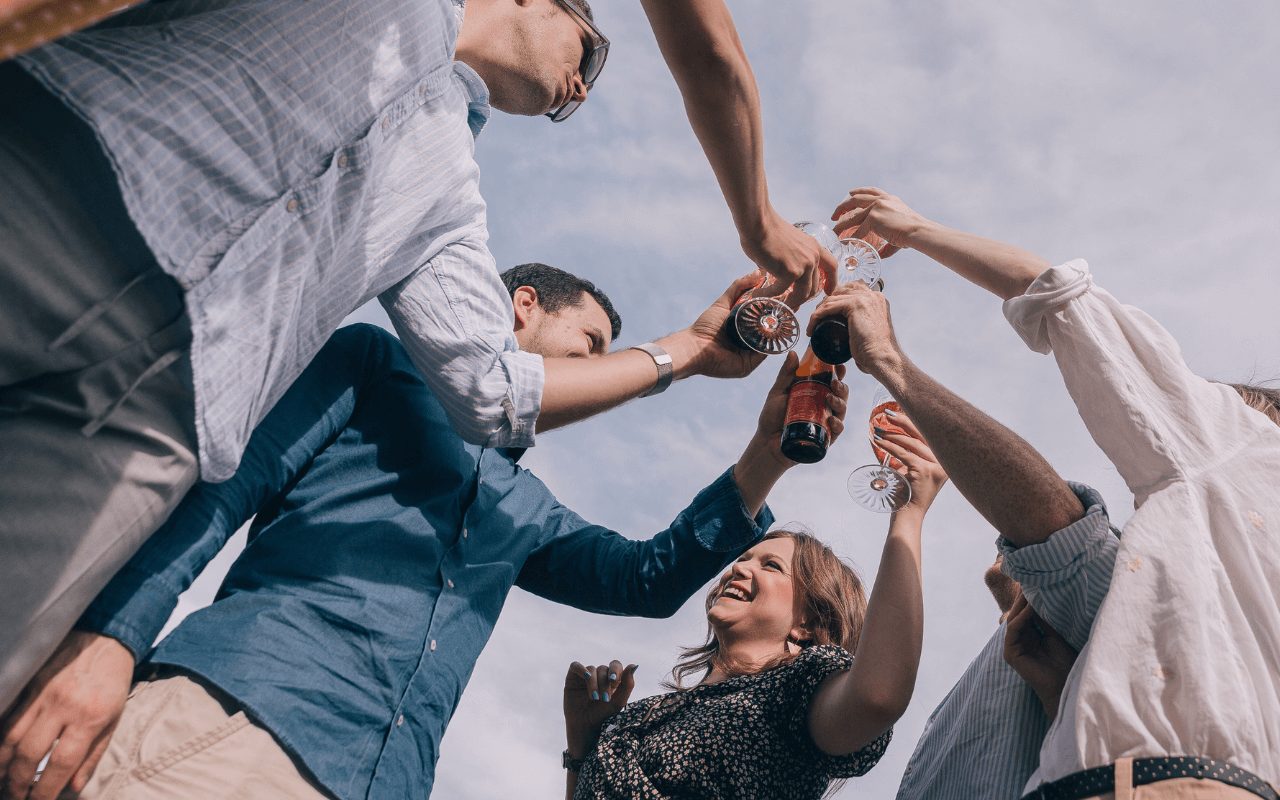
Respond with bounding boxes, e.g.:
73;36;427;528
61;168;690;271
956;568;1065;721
1230;382;1280;426
665;528;867;690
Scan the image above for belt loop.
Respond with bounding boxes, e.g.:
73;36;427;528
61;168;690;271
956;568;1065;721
1114;758;1135;800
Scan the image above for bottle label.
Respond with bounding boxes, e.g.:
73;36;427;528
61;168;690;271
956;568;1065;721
785;378;832;427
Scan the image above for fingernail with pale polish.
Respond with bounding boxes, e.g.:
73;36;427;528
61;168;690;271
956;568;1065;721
603;692;610;702
873;426;887;438
592;691;599;701
884;408;898;418
609;672;617;681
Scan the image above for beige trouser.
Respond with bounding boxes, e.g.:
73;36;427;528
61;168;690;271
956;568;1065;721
1083;758;1265;799
75;674;329;800
0;65;199;714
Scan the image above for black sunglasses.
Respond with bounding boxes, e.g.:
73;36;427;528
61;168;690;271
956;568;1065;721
546;0;609;122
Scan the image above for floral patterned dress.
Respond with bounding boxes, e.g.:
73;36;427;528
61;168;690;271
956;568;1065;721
574;645;892;799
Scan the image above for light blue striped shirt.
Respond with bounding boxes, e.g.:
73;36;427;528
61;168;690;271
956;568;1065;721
18;0;544;481
897;483;1119;800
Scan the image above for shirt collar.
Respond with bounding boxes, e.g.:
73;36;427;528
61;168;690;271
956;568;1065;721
451;61;491;138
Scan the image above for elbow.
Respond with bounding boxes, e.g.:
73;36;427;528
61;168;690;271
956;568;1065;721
857;686;913;729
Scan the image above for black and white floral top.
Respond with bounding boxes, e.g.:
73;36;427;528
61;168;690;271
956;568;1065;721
574;645;892;800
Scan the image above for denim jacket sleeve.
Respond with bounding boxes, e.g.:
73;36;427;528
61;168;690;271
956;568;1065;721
514;467;773;618
76;324;392;658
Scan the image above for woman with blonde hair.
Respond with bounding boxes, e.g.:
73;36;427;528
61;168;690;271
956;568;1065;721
561;416;947;800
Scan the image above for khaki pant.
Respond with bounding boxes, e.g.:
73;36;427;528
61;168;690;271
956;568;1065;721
76;674;329;800
0;64;198;713
1083;758;1265;799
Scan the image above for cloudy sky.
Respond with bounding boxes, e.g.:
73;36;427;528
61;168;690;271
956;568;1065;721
169;1;1280;796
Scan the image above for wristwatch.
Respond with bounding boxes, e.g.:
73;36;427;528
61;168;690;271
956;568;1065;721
629;342;673;397
562;749;585;772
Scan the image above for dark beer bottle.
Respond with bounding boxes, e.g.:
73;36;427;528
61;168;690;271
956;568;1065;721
810;277;884;364
780;346;835;463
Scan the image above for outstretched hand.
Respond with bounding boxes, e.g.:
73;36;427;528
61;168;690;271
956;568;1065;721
683;271;805;381
741;208;837;300
830;187;931;258
0;631;134;800
872;409;948;513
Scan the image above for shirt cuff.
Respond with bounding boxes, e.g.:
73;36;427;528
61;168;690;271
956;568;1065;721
1002;259;1094;354
74;566;183;660
483;348;544;449
998;482;1113;584
691;467;774;553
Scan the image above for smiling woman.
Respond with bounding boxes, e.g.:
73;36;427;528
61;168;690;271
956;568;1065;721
560;420;951;800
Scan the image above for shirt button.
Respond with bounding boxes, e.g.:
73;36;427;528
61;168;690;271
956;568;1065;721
396;714;405;727
429;639;437;652
285;198;299;213
461;528;468;539
446;579;455;589
381;117;391;131
336;153;349;169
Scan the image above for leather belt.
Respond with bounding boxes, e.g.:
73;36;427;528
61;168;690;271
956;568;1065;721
1022;757;1279;800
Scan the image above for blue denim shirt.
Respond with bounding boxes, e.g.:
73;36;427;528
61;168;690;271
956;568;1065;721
79;324;773;800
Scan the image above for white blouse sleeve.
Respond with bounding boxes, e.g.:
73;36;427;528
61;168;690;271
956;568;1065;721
1002;259;1259;497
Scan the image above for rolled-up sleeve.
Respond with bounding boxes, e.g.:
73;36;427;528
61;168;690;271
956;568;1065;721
1002;260;1261;496
999;482;1119;652
380;231;543;448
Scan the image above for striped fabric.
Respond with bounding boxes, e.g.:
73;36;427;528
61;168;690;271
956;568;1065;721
17;0;543;481
897;483;1119;800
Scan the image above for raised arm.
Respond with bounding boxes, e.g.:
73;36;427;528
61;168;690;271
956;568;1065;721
831;187;1049;300
639;0;835;295
518;354;848;616
830;188;1272;492
809;283;1083;548
0;324;383;800
806;419;947;755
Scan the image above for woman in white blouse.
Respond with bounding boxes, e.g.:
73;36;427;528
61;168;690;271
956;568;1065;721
822;186;1280;800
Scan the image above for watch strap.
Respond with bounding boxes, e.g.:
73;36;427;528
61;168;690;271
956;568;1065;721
629;342;673;397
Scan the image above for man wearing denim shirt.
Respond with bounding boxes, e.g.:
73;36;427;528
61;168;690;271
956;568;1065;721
0;265;846;799
805;279;1117;800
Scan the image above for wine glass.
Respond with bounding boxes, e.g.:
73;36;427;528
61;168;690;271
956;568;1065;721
726;275;801;355
725;221;854;355
847;385;912;512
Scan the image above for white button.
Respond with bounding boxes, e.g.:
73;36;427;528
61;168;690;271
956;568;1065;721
381;117;391;131
336;153;349;169
286;198;299;213
446;579;454;589
396;714;405;727
461;528;468;539
429;639;437;652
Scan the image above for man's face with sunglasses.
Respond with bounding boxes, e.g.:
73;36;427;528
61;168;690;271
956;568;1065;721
544;0;608;122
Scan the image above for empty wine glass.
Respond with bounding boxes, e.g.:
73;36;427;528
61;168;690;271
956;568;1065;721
847;385;912;513
726;274;801;355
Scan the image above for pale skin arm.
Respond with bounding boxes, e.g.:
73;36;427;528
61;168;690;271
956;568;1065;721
830;187;1050;301
808;283;1083;547
807;418;945;754
538;273;774;432
637;0;835;296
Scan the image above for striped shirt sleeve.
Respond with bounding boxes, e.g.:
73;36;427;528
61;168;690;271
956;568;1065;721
997;482;1120;651
380;230;544;448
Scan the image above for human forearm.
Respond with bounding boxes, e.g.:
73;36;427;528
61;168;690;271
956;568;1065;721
638;0;765;231
538;330;700;432
906;220;1051;301
809;511;924;753
732;433;790;517
871;354;1083;547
